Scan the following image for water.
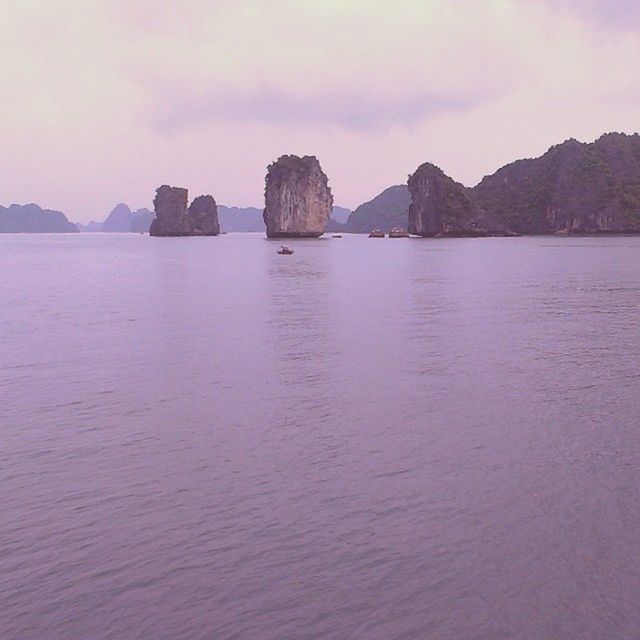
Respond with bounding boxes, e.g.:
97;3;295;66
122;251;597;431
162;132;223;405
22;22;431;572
2;233;640;640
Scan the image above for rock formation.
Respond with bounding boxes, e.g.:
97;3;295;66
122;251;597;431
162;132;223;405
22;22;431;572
187;195;220;235
263;155;333;237
149;185;220;237
408;163;510;237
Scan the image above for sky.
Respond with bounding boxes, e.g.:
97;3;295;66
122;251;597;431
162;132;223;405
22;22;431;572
1;0;640;221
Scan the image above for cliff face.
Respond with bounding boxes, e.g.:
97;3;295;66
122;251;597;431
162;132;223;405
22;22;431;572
150;185;219;237
472;133;640;234
263;155;333;237
408;163;510;237
188;195;220;235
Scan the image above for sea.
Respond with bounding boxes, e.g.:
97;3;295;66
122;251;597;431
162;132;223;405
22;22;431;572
2;233;639;639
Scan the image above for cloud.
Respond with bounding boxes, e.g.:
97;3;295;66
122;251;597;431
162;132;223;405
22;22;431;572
1;0;640;220
526;0;640;29
119;0;517;132
149;84;500;133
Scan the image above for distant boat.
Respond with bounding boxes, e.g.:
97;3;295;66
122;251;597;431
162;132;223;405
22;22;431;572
278;246;294;255
332;234;343;238
389;227;409;238
369;229;385;238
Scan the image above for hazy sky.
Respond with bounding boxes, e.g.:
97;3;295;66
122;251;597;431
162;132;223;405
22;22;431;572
1;0;639;221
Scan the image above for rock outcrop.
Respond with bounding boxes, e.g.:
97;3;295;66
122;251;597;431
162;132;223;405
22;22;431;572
408;163;510;237
471;132;640;234
263;155;333;237
150;185;220;237
187;195;220;235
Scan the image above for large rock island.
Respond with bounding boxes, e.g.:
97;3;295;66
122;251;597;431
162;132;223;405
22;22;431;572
471;132;640;234
404;132;640;237
150;185;220;237
408;163;510;237
263;155;333;237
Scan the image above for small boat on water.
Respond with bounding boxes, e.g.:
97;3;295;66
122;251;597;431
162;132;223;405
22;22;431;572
389;227;409;238
369;229;385;238
332;234;343;238
278;246;294;255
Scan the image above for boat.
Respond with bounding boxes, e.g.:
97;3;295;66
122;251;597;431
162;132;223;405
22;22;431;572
278;246;294;255
389;227;409;238
368;229;385;238
332;234;343;238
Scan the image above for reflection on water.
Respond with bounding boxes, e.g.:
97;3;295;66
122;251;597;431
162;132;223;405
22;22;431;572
2;233;640;640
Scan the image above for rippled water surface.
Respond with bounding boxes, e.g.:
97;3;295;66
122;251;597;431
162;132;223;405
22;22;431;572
2;233;640;639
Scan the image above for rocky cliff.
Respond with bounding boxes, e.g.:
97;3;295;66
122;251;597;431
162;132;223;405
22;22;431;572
150;185;220;237
263;155;333;237
187;195;220;235
471;133;640;234
408;163;510;237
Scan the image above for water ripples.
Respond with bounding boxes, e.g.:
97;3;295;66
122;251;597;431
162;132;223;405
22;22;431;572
2;234;640;639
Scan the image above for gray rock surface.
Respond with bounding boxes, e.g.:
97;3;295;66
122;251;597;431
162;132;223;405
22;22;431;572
188;195;220;235
150;185;219;236
263;155;333;237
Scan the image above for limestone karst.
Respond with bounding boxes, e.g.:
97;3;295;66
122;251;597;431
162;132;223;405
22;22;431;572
149;185;220;237
263;155;333;238
407;163;510;237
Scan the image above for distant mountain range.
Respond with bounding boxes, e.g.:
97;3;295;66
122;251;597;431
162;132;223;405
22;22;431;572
4;133;640;235
218;206;263;232
78;203;155;233
337;186;410;233
0;203;78;233
76;204;353;233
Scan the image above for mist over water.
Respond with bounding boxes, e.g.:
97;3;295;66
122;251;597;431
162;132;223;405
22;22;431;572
2;233;640;639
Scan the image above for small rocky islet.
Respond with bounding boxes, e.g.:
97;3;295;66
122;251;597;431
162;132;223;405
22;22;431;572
149;186;220;237
4;132;640;236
